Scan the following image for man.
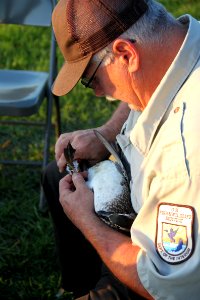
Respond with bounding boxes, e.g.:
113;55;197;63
42;0;200;299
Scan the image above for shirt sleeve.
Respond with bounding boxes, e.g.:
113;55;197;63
128;83;200;299
131;172;200;300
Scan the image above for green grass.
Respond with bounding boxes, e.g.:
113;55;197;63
0;1;199;299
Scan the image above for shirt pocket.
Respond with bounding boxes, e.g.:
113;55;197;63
154;102;190;179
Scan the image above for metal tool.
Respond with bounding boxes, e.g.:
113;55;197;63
93;129;129;181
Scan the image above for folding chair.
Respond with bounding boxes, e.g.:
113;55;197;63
0;0;61;211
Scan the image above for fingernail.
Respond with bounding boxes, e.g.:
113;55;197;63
72;172;80;179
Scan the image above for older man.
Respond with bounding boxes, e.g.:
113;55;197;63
42;0;200;299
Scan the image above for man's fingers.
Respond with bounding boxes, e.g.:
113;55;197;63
55;135;63;161
55;133;71;161
57;153;67;173
59;174;76;199
72;172;87;189
59;174;72;190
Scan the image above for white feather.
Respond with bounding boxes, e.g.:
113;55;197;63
86;160;126;212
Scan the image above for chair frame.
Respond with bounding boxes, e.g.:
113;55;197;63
0;0;61;210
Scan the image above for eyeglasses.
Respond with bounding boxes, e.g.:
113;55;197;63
81;57;105;89
81;40;135;89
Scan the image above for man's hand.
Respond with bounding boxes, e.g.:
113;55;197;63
59;172;95;228
55;102;130;172
55;127;111;172
59;171;151;299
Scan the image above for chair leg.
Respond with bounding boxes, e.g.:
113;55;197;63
39;93;61;212
54;95;61;137
39;93;53;212
39;187;48;213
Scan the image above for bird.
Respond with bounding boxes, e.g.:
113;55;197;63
164;228;179;243
64;130;136;234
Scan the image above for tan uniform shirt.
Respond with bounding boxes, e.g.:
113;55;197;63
117;15;200;299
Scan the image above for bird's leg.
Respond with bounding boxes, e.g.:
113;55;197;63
64;142;81;174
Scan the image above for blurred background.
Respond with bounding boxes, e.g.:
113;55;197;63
0;1;200;299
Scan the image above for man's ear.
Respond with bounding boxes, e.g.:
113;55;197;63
112;39;139;72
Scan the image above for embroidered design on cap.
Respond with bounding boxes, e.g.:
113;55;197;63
156;203;194;264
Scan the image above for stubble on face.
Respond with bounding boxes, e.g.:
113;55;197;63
105;95;117;102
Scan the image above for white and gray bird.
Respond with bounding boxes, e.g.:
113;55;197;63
64;130;136;233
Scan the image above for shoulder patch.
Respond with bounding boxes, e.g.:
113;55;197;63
156;203;194;264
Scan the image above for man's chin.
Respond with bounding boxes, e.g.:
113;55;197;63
105;96;142;111
128;103;142;111
105;95;117;102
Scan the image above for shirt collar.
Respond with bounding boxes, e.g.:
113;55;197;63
130;15;200;155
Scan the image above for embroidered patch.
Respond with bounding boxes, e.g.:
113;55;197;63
156;203;194;264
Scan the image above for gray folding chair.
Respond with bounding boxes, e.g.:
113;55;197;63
0;0;61;210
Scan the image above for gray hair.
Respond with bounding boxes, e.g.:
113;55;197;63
93;0;179;66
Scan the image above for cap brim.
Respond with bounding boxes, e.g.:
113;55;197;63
52;54;92;96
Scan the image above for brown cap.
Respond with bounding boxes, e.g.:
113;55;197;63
52;0;148;96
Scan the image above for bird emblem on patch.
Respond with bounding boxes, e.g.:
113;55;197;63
156;203;194;264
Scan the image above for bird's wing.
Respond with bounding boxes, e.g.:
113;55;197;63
93;130;129;181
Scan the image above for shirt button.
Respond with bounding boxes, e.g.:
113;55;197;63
174;107;180;113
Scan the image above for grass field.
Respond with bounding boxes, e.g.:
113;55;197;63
0;1;200;299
